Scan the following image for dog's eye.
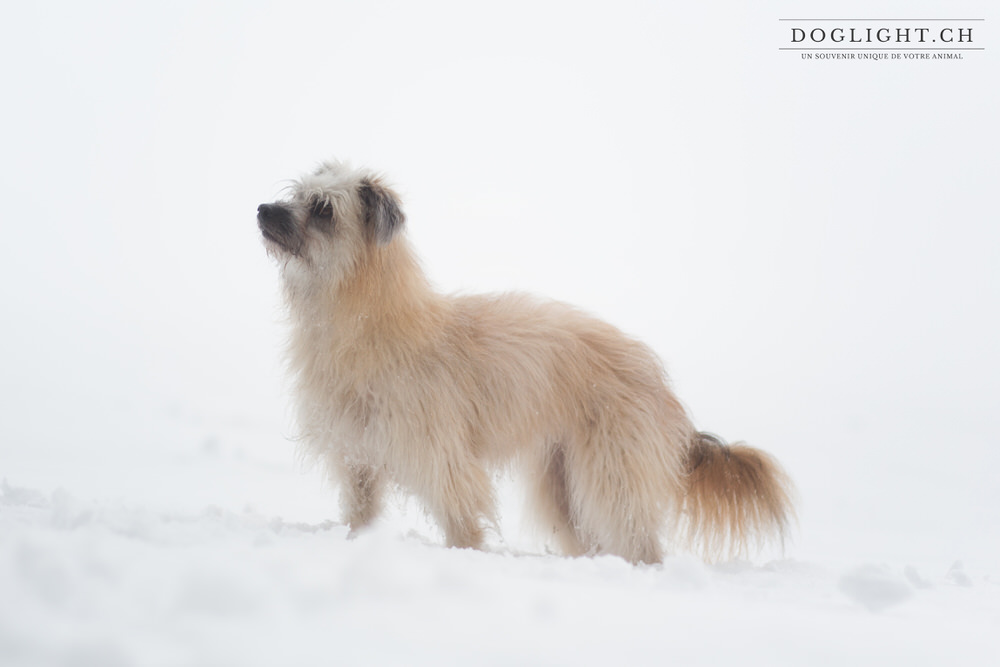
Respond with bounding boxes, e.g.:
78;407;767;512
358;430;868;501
310;200;334;218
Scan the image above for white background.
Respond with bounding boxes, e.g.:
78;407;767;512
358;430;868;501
1;1;997;665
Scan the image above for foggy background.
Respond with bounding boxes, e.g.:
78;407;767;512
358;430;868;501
2;0;997;570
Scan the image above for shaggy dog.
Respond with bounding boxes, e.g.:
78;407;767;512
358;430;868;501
257;160;793;564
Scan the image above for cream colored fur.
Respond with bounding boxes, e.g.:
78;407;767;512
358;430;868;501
259;160;794;564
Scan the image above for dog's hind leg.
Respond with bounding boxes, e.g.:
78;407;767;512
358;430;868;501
566;431;667;565
529;443;590;557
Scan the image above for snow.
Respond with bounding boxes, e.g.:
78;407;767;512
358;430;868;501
2;478;997;666
837;564;914;612
2;0;999;665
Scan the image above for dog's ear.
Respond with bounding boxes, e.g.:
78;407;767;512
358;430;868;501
358;178;405;245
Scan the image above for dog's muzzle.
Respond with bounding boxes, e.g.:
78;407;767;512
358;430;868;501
257;203;301;255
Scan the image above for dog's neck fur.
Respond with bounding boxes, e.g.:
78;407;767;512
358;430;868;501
285;237;447;369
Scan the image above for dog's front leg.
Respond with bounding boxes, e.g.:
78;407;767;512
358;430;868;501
340;462;386;535
424;456;495;550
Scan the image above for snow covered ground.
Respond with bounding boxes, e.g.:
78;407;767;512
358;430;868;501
2;470;997;666
2;1;998;665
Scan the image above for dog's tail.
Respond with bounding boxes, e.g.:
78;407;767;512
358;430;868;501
680;432;795;560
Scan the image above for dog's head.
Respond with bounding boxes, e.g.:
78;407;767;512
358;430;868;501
257;161;405;283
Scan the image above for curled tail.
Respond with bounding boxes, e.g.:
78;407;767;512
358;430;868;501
681;432;795;560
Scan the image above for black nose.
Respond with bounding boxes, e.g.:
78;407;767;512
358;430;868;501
257;203;273;217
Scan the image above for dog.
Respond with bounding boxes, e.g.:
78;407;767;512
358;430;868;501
257;160;793;564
